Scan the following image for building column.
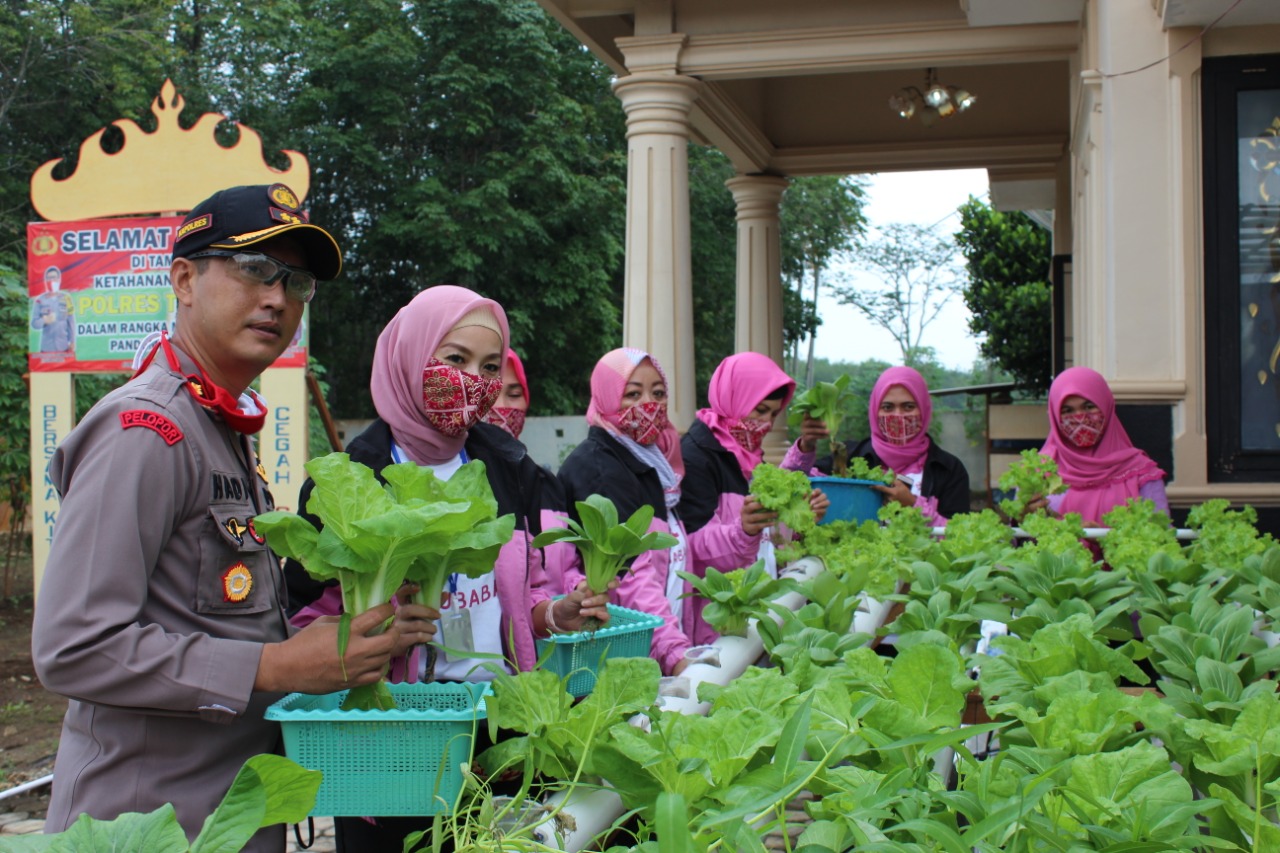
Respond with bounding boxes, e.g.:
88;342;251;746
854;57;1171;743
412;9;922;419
613;37;700;431
726;174;792;462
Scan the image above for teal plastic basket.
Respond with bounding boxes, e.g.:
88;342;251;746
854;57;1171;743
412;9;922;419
809;476;885;525
537;602;662;697
265;680;489;817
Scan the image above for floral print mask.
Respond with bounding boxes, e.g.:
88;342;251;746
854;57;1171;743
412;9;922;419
1060;409;1106;448
421;357;503;438
482;406;526;440
617;401;669;446
877;411;923;446
729;417;773;454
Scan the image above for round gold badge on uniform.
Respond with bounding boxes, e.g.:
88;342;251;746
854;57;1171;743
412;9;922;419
222;562;253;602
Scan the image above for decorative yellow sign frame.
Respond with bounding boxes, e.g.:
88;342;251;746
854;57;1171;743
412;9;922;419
28;80;311;593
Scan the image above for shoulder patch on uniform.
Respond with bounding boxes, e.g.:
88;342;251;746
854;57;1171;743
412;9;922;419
119;410;184;445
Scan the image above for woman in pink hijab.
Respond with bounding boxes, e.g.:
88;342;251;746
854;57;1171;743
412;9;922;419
678;352;830;643
787;365;971;526
1032;366;1167;525
482;348;531;440
557;348;702;675
287;286;610;850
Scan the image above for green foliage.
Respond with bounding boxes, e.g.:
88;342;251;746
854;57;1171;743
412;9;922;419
0;260;30;528
531;494;677;596
748;463;816;535
845;456;895;485
678;561;794;638
955;196;1054;394
3;754;320;852
1101;498;1184;575
254;453;513;709
997;449;1065;518
787;374;858;474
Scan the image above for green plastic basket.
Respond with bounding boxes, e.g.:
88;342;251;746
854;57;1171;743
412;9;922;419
537;602;662;697
265;680;489;817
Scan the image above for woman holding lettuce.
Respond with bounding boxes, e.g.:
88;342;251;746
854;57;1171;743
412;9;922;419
677;352;829;644
784;365;970;526
557;348;762;674
284;285;609;851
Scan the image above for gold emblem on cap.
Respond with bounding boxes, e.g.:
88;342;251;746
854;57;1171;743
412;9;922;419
269;183;300;210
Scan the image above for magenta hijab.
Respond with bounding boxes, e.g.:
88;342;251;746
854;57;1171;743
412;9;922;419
370;285;509;465
1040;366;1163;525
869;366;933;475
586;347;685;481
696;352;795;478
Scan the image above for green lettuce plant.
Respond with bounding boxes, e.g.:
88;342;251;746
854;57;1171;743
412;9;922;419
254;453;513;710
2;754;319;852
678;560;795;638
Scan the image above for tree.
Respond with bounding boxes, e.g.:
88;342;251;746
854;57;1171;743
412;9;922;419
779;175;869;383
954;196;1053;395
829;222;963;368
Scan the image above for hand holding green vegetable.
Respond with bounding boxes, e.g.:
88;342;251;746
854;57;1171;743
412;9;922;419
254;602;400;696
539;579;616;635
997;450;1066;520
740;495;779;537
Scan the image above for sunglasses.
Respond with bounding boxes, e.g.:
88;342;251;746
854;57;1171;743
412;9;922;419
188;250;317;304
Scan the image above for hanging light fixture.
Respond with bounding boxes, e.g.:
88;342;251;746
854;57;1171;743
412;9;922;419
888;68;976;125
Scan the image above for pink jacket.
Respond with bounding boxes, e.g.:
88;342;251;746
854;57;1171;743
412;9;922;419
291;529;553;678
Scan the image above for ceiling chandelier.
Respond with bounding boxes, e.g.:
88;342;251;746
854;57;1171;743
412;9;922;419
888;67;976;127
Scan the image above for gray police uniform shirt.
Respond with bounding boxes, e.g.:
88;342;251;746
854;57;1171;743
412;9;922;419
32;352;291;852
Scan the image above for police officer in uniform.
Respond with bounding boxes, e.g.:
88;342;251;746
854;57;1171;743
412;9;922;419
32;184;435;852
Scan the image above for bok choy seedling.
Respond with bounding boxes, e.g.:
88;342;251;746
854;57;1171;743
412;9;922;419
254;453;513;711
531;494;677;631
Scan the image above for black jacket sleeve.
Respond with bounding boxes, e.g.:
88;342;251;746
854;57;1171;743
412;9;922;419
927;447;972;519
677;433;723;534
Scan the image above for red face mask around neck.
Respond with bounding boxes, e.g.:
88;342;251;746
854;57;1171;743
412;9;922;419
133;332;267;434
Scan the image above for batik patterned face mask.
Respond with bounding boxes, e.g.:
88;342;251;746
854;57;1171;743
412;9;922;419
877;411;923;446
1060;409;1106;448
421;357;503;437
617;401;669;446
482;406;526;440
729;417;773;454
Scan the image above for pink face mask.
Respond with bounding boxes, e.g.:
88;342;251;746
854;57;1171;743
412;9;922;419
617;401;669;446
1060;409;1106;448
729;417;773;454
482;406;526;440
877;411;923;446
421;357;503;438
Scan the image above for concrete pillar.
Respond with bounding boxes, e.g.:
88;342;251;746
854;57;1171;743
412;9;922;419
612;69;701;431
726;174;792;462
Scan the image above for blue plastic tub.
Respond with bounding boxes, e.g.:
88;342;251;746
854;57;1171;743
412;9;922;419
809;476;885;525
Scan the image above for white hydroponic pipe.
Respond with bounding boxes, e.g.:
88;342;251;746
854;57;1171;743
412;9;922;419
542;556;827;851
941;527;1199;540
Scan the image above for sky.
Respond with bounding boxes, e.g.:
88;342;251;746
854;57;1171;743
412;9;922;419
808;168;990;371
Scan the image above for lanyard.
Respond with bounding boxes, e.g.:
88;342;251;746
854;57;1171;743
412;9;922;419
389;441;469;466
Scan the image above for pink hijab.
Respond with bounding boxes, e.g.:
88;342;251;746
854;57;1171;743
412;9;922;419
696;352;795;478
869;366;933;475
505;349;530;408
1040;366;1163;525
586;347;685;494
370;285;509;465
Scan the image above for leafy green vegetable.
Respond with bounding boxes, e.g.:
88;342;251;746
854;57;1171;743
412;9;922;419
531;494;677;629
787;374;858;476
844;455;896;485
255;453;512;710
997;449;1065;519
1101;498;1183;575
3;754;320;852
749;462;816;535
678;560;794;638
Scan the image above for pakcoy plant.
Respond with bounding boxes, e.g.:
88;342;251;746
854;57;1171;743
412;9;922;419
2;754;321;853
788;373;858;476
255;453;511;710
531;494;677;630
677;560;797;638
